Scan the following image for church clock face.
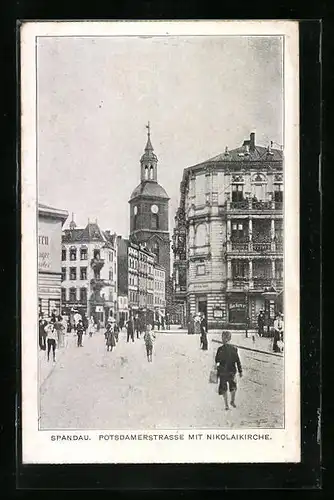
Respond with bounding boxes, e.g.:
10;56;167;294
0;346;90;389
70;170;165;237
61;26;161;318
151;204;159;214
134;206;138;215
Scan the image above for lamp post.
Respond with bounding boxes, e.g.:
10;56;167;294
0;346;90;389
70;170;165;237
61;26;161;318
244;284;249;338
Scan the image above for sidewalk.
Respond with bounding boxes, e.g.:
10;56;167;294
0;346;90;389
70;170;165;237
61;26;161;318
39;333;76;387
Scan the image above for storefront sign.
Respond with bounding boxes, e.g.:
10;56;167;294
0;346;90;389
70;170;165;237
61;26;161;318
38;217;63;273
229;302;246;310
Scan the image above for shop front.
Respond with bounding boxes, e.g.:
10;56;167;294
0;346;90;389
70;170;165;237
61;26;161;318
38;204;68;317
227;293;248;329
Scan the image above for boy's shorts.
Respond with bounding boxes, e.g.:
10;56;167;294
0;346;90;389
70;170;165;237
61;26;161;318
146;345;153;355
218;374;237;393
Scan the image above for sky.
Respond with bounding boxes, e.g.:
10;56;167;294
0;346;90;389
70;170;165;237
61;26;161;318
37;35;283;236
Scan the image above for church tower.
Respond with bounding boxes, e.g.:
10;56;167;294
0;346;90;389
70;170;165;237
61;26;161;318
129;123;170;278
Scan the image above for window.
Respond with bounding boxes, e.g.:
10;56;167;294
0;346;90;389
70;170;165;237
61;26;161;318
197;264;206;276
144;166;149;180
69;287;77;302
232;184;244;202
70;248;77;261
61;267;66;281
195;223;206;247
274;184;283;202
151;214;159;230
80;267;87;280
150;165;154;179
70;267;77;280
232;260;248;278
62;249;66;261
61;288;66;302
232;221;245;239
93;249;100;259
109;270;113;281
80;287;87;303
80;248;88;260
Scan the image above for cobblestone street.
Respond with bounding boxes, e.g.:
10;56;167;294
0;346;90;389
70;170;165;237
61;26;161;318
39;330;284;430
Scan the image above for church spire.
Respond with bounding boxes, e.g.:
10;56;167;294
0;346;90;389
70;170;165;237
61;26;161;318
140;121;158;182
145;121;154;151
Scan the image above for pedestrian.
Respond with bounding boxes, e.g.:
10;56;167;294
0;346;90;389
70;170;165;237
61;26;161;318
200;313;208;350
44;320;58;362
157;317;161;331
76;320;85;347
257;310;265;337
161;315;165;330
105;322;116;352
273;313;284;352
134;315;140;339
38;313;48;350
88;316;96;337
82;314;89;335
126;316;135;343
194;313;201;337
119;316;124;331
114;321;120;343
215;331;243;411
165;314;170;330
143;323;156;362
53;318;65;348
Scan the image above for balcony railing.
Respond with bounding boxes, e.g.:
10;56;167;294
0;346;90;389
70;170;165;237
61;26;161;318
252;277;273;289
231;241;249;252
228;276;276;291
227;240;282;253
225;200;283;211
252;242;272;252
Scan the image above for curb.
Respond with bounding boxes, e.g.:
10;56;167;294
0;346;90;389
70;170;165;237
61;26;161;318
211;338;283;358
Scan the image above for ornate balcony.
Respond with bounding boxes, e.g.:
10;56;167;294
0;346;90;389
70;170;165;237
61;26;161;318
224;199;283;212
227;240;282;254
227;276;277;292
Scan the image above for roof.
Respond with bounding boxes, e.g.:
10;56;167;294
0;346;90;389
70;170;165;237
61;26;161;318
62;222;116;247
129;181;169;201
204;144;283;163
38;203;68;222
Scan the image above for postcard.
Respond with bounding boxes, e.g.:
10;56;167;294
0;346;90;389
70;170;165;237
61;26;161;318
20;20;300;463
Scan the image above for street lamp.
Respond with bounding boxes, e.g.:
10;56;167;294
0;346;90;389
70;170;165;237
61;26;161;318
244;284;249;338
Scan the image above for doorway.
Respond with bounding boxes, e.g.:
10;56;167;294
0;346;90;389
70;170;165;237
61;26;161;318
197;296;208;330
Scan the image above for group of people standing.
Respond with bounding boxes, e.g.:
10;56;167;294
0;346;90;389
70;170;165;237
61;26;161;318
188;312;208;351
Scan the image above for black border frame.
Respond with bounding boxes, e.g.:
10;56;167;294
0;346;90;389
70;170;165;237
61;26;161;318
1;6;323;492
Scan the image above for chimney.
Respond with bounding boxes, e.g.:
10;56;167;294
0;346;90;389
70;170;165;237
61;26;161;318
250;132;255;152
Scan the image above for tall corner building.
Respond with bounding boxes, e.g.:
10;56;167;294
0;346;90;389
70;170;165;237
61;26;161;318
172;132;284;330
128;124;170;279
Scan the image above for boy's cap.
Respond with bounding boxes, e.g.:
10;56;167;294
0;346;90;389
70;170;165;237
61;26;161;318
221;331;232;343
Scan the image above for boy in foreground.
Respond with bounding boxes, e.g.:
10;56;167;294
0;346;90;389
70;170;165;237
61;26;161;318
215;331;243;410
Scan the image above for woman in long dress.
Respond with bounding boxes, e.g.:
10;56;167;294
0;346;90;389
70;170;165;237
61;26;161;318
105;322;116;352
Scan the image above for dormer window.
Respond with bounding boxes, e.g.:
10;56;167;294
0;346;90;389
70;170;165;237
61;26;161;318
93;249;100;260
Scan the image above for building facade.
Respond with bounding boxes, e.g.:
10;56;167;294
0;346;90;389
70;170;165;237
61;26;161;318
38;204;69;316
117;235;159;326
154;264;166;321
61;218;118;324
172;132;283;330
128;123;171;280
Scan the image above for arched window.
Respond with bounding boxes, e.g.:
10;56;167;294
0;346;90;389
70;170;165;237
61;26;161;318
150;165;154;179
151;214;159;230
195;223;206;247
144;166;149;180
